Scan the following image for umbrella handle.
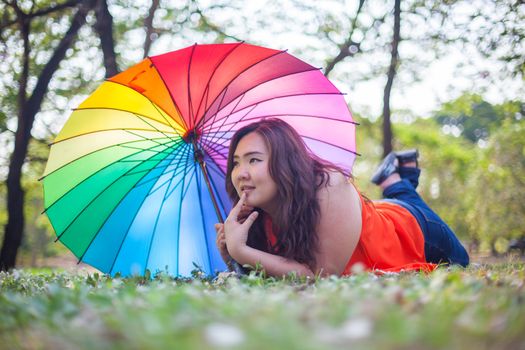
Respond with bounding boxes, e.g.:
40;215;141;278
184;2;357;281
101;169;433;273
228;258;247;275
192;144;246;276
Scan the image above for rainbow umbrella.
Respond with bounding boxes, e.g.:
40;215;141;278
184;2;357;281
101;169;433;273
42;42;357;277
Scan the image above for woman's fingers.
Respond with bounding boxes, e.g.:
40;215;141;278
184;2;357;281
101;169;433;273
242;211;259;228
238;204;255;222
226;193;247;223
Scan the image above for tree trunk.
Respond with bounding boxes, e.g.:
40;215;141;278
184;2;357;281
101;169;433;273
0;1;94;271
143;0;160;58
324;0;365;77
94;0;118;78
381;0;401;158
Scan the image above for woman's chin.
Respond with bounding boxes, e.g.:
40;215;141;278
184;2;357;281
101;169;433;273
244;197;254;207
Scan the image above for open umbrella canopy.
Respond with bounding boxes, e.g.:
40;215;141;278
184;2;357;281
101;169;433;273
42;42;357;277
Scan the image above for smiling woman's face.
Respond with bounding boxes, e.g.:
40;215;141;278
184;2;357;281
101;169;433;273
231;132;279;212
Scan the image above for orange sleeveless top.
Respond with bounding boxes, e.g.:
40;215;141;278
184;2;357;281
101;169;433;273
264;188;437;275
342;190;437;275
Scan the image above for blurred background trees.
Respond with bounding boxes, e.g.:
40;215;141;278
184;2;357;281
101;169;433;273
0;0;523;268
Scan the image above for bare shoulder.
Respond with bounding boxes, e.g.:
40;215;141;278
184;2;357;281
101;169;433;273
315;171;362;276
317;171;356;201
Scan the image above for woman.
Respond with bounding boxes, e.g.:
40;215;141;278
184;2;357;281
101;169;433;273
215;119;469;277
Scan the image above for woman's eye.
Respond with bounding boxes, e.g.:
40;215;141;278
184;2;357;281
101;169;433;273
249;158;261;164
232;161;239;167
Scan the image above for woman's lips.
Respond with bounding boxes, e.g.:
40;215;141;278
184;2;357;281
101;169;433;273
241;186;255;193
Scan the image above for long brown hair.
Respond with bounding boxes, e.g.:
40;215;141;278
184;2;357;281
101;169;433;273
225;118;349;269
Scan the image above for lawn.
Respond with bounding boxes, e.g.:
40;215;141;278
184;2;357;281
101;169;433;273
1;261;524;350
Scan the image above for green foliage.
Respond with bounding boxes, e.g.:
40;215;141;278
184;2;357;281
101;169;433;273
434;93;505;143
466;119;525;246
0;265;524;349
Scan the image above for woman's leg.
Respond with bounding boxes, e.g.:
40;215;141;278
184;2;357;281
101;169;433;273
375;156;469;267
397;150;419;189
398;167;420;189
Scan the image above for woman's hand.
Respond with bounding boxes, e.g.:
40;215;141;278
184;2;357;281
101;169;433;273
237;203;255;224
224;193;259;259
215;223;231;264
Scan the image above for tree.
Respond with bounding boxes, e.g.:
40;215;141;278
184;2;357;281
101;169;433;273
381;0;401;157
0;0;96;270
434;93;524;144
93;0;118;77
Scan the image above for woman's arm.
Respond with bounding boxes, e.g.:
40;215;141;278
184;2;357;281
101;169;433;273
224;193;315;278
229;244;315;278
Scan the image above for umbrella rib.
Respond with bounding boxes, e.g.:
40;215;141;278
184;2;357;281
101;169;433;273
204;163;229;216
41;136;179;181
302;135;361;156
116;137;181;153
200;140;228;163
49;105;182;146
173;151;197;276
105;145;193;275
164;145;195;199
201;91;347;135
124;129;179;148
202;83;230;143
194;47;290;130
50;128;180;146
203;97;356;151
203;103;259;149
102;79;185;129
43;139;180;210
106;170;174;276
146;98;186;138
199;92;250;151
181;162;198;202
54;143;175;247
78;150;176;267
129;111;184;142
142;146;187;276
131;146;192;196
198;66;324;132
207;113;359;141
217;113;358;129
187;44;197;130
72;105;176;131
195;170;213;274
125;153;185;181
107;77;188;134
145;60;189;131
131;161;189;194
193;42;244;126
208;118;359;156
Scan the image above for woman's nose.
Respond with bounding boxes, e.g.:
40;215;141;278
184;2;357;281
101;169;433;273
236;166;249;180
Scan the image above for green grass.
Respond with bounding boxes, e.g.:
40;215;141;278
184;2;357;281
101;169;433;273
1;263;524;350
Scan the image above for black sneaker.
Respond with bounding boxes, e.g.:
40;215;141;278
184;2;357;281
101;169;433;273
395;149;419;167
371;152;398;185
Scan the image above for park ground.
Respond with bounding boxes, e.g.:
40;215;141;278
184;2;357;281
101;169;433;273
1;253;524;350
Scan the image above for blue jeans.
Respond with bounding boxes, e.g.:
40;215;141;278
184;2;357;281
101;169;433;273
382;167;469;266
